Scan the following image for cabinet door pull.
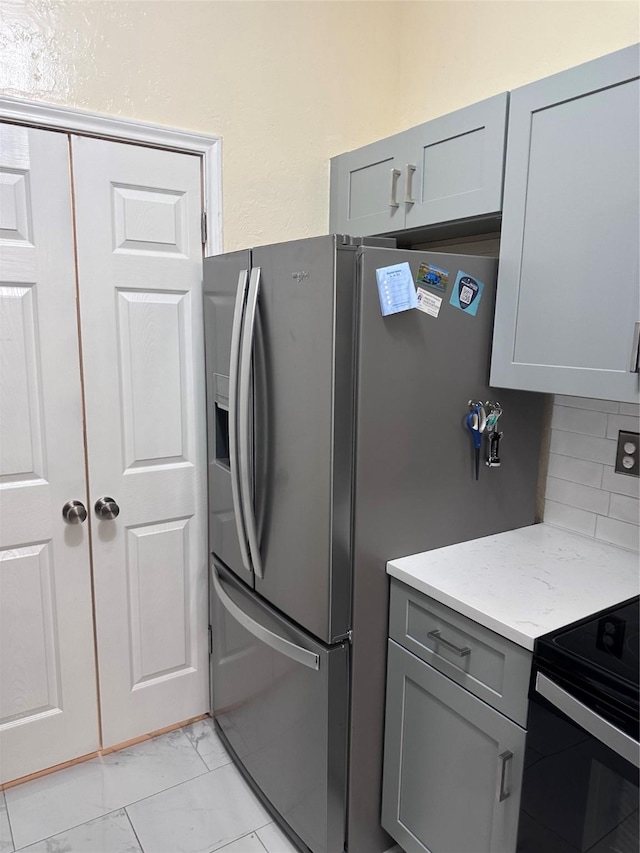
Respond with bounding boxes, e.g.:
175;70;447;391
630;322;640;373
389;168;401;209
405;164;416;206
498;750;513;802
427;629;471;657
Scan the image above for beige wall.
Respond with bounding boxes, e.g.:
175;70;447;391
1;1;638;251
394;1;640;129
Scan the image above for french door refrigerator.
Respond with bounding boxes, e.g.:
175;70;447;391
204;235;545;853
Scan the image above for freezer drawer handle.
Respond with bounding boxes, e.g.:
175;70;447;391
229;268;252;574
536;673;640;768
238;266;264;579
427;629;471;657
212;569;320;671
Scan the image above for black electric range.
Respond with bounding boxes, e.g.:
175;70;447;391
517;596;639;853
535;595;639;739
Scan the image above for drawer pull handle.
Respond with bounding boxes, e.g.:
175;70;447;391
498;750;513;802
427;629;471;657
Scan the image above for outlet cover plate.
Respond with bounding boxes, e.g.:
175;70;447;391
614;431;640;477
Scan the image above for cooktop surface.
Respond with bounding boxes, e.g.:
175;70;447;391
536;596;639;738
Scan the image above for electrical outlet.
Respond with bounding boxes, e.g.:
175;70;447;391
614;431;640;477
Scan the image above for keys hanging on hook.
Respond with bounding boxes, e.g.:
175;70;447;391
485;402;503;468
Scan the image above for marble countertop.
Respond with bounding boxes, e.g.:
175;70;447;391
386;523;639;650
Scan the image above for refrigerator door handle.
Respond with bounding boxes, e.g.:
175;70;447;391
229;268;252;574
212;567;320;671
238;266;264;579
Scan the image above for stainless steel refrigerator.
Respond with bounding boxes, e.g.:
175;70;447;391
204;235;545;853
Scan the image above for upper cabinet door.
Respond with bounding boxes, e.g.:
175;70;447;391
330;135;407;237
491;45;640;403
404;93;508;229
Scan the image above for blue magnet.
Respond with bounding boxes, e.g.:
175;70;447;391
449;271;485;316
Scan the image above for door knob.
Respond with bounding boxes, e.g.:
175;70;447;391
94;496;120;520
62;500;87;524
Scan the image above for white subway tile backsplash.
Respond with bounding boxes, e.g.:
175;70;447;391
609;493;640;525
602;466;640;499
606;413;640;440
551;405;607;437
544;397;639;552
553;396;619;413
549;429;617;465
619;403;640;417
595;516;640;552
544;500;597;538
546;477;610;515
546;453;603;488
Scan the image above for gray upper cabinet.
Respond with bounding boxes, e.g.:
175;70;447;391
329;135;407;237
330;93;508;237
490;44;640;403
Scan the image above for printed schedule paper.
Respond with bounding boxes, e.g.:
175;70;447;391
376;262;418;316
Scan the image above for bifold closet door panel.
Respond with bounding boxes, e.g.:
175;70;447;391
0;123;99;783
71;136;208;747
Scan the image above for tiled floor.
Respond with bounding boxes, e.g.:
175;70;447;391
0;718;300;853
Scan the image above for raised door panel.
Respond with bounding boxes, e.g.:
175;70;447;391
491;45;640;402
382;640;525;853
329;136;406;236
71;135;208;747
0;124;98;783
404;94;508;228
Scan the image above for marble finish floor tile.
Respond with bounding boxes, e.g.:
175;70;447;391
256;822;301;852
0;792;13;853
126;761;271;853
5;729;208;850
215;833;267;852
16;810;142;853
183;719;233;772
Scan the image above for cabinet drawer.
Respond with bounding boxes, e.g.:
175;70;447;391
389;579;531;726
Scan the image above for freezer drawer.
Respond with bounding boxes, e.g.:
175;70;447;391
210;560;349;853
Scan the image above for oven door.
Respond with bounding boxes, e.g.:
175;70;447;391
517;672;639;853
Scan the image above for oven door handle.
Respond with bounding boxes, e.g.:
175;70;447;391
536;673;639;769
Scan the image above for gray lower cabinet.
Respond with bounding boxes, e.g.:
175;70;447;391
382;639;526;853
329;94;507;237
490;44;640;402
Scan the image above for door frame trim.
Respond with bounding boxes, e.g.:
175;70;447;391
0;94;223;255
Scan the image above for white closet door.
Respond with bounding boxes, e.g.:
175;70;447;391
0;124;99;783
71;136;208;747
